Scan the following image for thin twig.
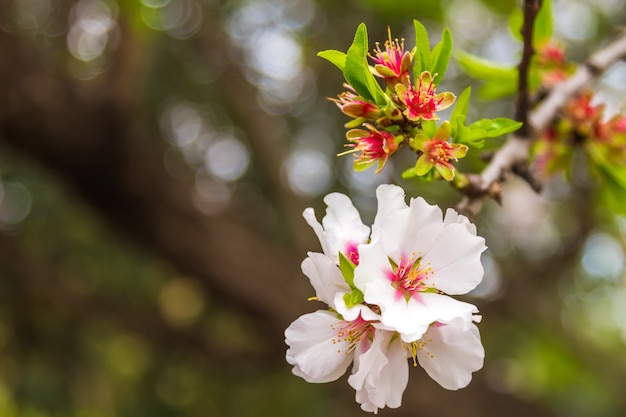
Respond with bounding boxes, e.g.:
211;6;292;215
515;0;542;137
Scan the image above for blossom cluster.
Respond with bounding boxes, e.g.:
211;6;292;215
333;29;465;180
322;22;521;185
533;91;626;182
285;184;487;413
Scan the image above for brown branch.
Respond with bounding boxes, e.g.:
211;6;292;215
457;29;626;217
515;0;542;136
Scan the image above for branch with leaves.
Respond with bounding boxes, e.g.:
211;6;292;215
284;0;626;413
457;25;626;216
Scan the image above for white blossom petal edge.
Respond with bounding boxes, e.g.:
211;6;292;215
348;330;408;414
303;192;370;265
285;310;370;383
301;252;350;306
414;318;485;390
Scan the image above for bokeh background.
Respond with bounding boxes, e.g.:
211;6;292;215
1;0;626;416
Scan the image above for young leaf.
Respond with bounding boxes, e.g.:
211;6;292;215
534;0;553;45
468;117;523;137
413;19;431;77
401;166;418;179
338;251;357;288
508;9;523;41
478;79;519;100
457;117;522;148
345;24;375;102
421;119;438;137
430;27;453;85
455;50;517;81
343;288;365;308
317;49;347;72
345;23;388;106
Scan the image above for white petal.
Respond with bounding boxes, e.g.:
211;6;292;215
443;208;477;235
392;293;477;342
303;193;370;264
371;184;409;241
302;208;333;259
377;198;444;261
352;240;390;291
285;311;354;383
423;223;487;295
349;330;408;413
416;318;484;390
301;252;350;306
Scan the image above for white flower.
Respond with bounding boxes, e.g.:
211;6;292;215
285;310;374;383
303;192;370;265
354;184;487;341
407;317;485;390
286;183;488;413
349;329;408;414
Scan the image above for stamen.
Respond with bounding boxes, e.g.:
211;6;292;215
403;332;435;366
330;318;372;355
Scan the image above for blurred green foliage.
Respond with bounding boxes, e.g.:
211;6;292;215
1;0;626;416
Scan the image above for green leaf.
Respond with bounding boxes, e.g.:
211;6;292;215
421;120;437;137
508;9;523;41
430;27;453;85
478;79;519;100
597;167;626;216
345;23;388;106
455;51;518;99
413;19;431;77
455;50;518;81
317;49;347;72
469;117;523;136
457;117;522;148
401;166;417;179
343;288;364;308
450;87;471;138
338;251;356;288
534;0;553;44
588;143;626;190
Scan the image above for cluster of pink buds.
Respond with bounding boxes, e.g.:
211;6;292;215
533;91;626;178
326;25;471;182
534;41;575;88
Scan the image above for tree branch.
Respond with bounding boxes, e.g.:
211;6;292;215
457;29;626;217
515;0;542;136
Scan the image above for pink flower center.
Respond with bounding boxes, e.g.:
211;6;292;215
344;242;360;265
388;252;434;298
330;316;372;354
352;130;396;161
371;38;407;78
404;81;441;120
424;139;456;167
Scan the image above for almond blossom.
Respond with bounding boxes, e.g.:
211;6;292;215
340;123;400;174
395;71;455;121
370;28;413;85
285;184;487;413
411;121;468;181
354;184;486;341
331;85;381;128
